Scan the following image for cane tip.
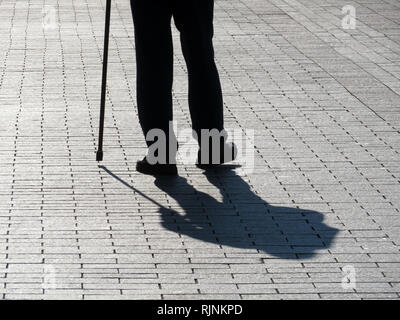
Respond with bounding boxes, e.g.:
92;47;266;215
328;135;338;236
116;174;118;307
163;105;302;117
96;151;103;162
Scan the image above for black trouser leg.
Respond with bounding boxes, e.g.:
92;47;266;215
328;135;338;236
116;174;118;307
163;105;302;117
130;0;174;147
172;0;224;142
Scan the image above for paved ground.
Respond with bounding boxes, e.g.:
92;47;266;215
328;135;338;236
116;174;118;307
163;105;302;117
0;0;400;300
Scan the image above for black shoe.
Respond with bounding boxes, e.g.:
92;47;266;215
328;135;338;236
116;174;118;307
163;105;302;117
196;142;237;170
136;157;178;176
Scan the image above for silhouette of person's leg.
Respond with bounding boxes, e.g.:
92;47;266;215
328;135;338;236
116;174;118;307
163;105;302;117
130;0;174;147
172;0;224;140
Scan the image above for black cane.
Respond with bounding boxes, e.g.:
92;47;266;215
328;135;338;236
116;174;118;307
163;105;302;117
96;0;112;162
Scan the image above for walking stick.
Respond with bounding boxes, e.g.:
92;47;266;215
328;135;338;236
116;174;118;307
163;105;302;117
96;0;112;162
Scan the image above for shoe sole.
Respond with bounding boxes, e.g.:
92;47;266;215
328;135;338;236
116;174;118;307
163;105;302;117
136;164;178;176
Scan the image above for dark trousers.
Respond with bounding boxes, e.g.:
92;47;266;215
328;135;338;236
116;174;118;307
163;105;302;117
130;0;224;148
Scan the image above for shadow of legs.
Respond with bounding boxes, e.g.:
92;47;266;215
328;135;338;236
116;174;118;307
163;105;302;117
101;165;338;259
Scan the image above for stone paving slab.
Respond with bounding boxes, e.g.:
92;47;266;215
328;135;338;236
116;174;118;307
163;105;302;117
0;0;400;300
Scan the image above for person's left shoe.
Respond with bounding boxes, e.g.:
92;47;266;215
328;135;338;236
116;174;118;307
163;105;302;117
136;157;178;176
196;142;237;170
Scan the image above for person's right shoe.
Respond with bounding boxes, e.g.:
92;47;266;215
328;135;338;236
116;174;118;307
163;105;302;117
196;142;237;170
136;157;178;176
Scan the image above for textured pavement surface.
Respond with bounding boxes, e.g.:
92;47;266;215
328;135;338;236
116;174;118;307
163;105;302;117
1;0;400;300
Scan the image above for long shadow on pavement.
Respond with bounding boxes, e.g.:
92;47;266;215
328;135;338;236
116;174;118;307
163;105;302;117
101;165;338;259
